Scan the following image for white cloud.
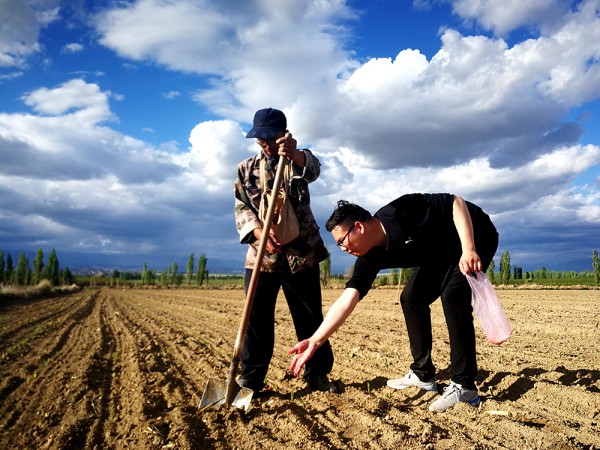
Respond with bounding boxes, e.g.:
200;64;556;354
314;144;600;214
535;2;600;105
63;43;84;53
1;80;181;185
0;76;246;264
21;79;112;119
315;2;600;170
92;0;600;174
163;90;180;99
94;0;356;118
94;0;234;74
186;119;252;186
0;0;59;67
451;0;565;35
0;71;23;81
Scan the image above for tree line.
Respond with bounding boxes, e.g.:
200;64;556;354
494;250;600;285
0;249;74;287
2;247;598;289
320;249;600;287
106;253;209;287
141;252;209;286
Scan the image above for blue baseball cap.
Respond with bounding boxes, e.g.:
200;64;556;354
246;108;287;139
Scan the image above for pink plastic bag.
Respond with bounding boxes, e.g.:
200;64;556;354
466;272;512;345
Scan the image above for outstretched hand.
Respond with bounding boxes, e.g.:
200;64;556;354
288;339;316;377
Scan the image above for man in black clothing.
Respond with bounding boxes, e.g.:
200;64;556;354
288;193;498;411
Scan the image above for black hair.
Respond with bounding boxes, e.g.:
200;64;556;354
325;200;372;231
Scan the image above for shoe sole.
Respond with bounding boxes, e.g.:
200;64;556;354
429;394;481;412
386;380;437;391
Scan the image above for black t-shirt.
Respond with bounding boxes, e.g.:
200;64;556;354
346;193;497;299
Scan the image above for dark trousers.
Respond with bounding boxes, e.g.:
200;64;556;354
400;233;498;390
240;265;334;390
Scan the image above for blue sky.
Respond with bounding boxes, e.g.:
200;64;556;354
1;0;599;275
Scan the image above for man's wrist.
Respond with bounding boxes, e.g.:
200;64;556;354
293;150;306;167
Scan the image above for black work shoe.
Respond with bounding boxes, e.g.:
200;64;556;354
306;374;340;393
236;377;263;392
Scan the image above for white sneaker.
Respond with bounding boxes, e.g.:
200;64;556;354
428;381;481;412
386;370;437;392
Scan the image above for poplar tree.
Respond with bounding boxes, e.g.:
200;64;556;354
172;262;179;285
320;255;331;287
400;268;414;285
499;250;511;285
593;249;600;285
111;270;120;287
141;262;149;285
487;259;495;284
33;248;44;284
5;253;13;284
15;253;30;286
187;253;195;286
161;266;171;285
196;254;207;286
147;269;156;285
61;268;74;285
44;249;60;286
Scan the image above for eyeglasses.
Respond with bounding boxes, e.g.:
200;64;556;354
336;224;355;248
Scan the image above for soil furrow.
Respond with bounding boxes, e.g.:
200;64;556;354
0;294;87;353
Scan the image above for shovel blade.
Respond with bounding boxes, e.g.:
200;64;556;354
198;378;253;411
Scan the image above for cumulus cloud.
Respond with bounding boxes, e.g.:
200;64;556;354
328;8;600;169
22;79;112;118
0;76;247;264
94;0;357;119
93;0;600;172
0;0;59;67
186;120;251;185
94;0;236;74
1;80;180;183
451;0;564;36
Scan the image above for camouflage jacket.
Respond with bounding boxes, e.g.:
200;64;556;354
234;149;329;273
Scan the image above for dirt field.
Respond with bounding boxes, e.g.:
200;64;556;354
0;286;599;449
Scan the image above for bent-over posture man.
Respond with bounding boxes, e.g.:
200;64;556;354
289;193;498;410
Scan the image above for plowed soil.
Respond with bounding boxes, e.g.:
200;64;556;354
1;286;599;449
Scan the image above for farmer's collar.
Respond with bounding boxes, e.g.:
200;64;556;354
261;150;280;165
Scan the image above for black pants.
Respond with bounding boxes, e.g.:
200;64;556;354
400;233;498;390
240;264;334;390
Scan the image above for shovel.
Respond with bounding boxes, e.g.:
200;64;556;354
199;138;292;412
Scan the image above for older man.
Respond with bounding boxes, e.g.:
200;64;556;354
234;108;337;394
